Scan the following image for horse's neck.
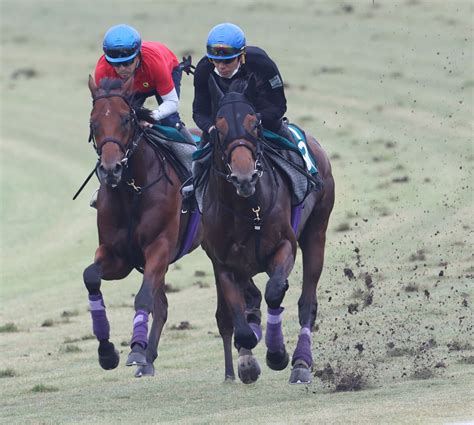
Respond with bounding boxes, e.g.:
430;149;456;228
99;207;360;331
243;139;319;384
127;139;159;185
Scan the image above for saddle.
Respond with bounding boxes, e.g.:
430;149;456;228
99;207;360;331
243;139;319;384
143;125;196;183
142;125;200;264
191;123;322;213
263;123;319;177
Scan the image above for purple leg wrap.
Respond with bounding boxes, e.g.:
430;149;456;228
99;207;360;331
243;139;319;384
292;327;313;367
131;310;149;348
249;322;262;343
88;294;110;341
265;307;285;353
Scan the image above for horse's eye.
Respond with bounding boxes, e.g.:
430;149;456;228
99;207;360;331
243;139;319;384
122;116;131;126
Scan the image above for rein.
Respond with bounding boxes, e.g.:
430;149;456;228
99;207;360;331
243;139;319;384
73;93;144;200
212;126;264;183
211;128;278;268
74;88;181;274
89;93;142;165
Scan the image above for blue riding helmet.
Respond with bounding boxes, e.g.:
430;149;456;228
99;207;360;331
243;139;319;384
103;24;142;64
206;23;246;60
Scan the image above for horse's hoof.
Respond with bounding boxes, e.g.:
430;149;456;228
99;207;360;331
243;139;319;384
237;348;261;384
126;345;147;367
266;348;289;371
134;363;155;378
98;341;120;370
224;375;236;383
289;361;312;385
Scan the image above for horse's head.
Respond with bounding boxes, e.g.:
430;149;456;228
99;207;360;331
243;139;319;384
88;75;140;187
209;75;263;198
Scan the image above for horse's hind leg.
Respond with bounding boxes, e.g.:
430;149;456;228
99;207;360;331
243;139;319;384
132;281;168;378
290;198;333;384
237;278;262;384
128;238;170;378
264;240;294;371
83;245;132;370
244;278;262;342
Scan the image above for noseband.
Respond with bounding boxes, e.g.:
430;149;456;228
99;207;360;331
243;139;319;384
89;93;142;167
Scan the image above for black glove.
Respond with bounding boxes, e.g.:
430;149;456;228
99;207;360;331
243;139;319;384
179;56;195;75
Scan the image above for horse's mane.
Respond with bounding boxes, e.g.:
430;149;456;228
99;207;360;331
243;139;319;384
136;107;154;123
228;78;248;94
98;77;124;94
96;77;154;123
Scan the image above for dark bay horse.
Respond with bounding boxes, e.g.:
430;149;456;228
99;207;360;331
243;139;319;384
200;76;335;384
84;76;201;377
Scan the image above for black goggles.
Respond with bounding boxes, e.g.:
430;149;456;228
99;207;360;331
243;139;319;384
207;44;243;58
105;48;137;59
211;57;238;65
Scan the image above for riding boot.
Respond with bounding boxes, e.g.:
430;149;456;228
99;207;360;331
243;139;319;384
180;178;195;212
176;122;196;145
276;119;294;144
90;188;99;209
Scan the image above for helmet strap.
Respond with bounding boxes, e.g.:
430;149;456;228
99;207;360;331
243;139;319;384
135;54;141;70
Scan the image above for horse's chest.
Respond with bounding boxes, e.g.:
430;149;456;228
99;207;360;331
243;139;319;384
229;240;252;259
226;240;258;272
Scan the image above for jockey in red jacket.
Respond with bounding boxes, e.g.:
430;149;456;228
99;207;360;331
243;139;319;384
95;24;193;140
90;24;194;208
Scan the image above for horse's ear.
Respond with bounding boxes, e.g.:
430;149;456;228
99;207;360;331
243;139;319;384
208;75;224;105
244;73;257;104
122;77;134;96
88;75;97;97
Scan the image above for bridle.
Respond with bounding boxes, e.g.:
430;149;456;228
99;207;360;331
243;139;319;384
73;91;161;201
211;97;265;182
88;93;143;168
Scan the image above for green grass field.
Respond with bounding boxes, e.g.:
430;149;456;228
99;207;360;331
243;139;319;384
1;0;473;423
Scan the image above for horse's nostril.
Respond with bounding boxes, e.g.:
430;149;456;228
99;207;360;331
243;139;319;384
113;163;122;175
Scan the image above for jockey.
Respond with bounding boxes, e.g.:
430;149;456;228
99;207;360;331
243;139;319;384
193;22;292;141
95;24;194;142
90;24;194;208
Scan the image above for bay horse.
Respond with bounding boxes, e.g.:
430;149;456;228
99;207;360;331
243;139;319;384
83;76;201;377
199;76;335;384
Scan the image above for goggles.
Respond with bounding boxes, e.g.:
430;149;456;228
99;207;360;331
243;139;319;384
211;57;238;65
104;48;137;59
206;44;243;59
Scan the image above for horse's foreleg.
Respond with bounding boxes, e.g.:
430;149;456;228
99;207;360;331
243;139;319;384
264;239;294;371
264;240;294;308
127;238;170;377
216;269;258;351
213;264;235;381
215;268;261;384
290;213;331;385
83;244;132;370
235;278;263;383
